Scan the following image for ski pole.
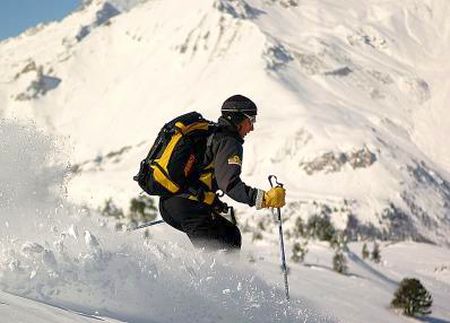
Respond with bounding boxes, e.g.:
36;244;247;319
268;175;290;301
127;219;165;231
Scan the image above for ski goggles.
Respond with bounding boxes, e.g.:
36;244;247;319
243;113;256;124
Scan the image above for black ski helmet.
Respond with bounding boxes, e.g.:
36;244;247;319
221;94;257;125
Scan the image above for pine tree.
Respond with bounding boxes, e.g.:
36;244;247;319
330;230;348;251
333;251;348;274
129;195;157;223
371;241;381;263
391;278;432;317
362;242;369;259
291;239;308;263
293;216;305;238
252;231;263;241
306;214;336;241
101;198;124;219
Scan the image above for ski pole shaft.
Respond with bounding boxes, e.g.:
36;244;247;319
268;175;290;301
229;206;237;225
127;219;165;231
276;206;290;300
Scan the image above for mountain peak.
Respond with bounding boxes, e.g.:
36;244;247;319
214;0;264;19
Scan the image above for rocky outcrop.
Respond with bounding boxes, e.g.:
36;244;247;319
263;42;293;70
70;145;132;174
214;0;264;19
300;146;377;175
76;2;120;42
14;60;61;101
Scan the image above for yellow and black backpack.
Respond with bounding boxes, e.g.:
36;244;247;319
134;111;215;197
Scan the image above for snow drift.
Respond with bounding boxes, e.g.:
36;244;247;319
0;120;331;322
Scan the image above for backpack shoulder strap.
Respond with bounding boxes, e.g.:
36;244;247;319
206;122;219;148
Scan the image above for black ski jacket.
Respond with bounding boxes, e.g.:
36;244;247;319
199;117;260;206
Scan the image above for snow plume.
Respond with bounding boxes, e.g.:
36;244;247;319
0;119;330;322
0;119;69;238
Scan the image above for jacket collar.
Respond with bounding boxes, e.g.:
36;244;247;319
217;116;244;143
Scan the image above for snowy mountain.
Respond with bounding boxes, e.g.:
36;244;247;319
1;1;450;321
1;0;449;246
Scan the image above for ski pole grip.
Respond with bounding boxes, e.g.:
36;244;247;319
268;175;283;188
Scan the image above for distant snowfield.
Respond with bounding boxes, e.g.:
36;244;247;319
1;0;450;321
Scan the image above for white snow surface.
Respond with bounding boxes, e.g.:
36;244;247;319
1;119;449;322
1;0;450;322
0;120;327;322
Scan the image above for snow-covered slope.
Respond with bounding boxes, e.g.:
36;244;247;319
1;120;450;322
0;1;449;239
0;120;328;322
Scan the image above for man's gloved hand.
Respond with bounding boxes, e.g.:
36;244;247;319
212;196;229;214
263;186;286;208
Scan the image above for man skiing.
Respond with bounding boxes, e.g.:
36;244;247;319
159;95;286;250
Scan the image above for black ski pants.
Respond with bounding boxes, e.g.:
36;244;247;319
159;196;241;251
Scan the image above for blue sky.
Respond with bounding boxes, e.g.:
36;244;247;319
0;0;80;40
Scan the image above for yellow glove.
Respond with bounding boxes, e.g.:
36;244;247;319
263;186;286;208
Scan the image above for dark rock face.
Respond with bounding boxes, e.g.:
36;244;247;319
264;43;294;70
76;2;121;42
300;146;377;175
96;2;120;25
214;0;265;19
15;63;62;101
324;66;353;77
408;161;450;201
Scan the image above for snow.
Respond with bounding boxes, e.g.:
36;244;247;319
20;0;444;244
0;115;449;322
0;121;328;322
1;0;450;321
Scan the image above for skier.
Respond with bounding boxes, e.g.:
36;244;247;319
158;95;286;251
